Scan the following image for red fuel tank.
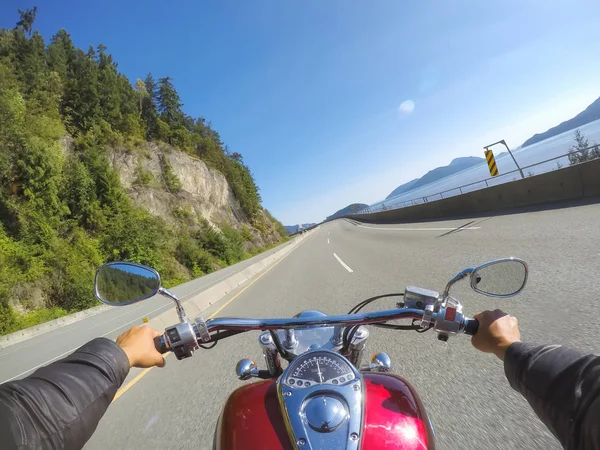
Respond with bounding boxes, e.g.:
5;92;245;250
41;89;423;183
214;373;434;450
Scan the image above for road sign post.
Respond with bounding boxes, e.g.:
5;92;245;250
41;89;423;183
484;139;524;179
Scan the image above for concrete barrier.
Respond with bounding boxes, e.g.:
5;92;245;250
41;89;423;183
0;304;113;347
0;230;315;348
347;158;600;224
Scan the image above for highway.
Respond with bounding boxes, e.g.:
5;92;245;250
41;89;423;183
6;202;600;449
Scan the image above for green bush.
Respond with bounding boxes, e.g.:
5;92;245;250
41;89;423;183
133;164;155;187
172;205;194;223
175;235;213;275
220;223;245;265
159;154;182;192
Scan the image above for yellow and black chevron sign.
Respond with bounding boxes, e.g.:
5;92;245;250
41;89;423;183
484;149;499;176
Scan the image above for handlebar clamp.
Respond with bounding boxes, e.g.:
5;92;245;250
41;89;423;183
194;317;211;343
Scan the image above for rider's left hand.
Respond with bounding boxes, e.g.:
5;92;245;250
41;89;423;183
116;325;166;368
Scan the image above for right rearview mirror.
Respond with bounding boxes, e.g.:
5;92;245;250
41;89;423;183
95;261;161;306
470;258;528;297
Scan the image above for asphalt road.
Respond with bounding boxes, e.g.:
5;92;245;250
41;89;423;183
0;239;298;384
84;202;600;450
12;202;600;449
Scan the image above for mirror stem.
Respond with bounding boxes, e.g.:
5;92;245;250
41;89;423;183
159;287;188;323
442;268;474;299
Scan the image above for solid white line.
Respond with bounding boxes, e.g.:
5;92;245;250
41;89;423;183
356;224;481;231
327;238;330;244
333;253;354;273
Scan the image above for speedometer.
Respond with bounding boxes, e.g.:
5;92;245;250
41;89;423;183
285;351;354;388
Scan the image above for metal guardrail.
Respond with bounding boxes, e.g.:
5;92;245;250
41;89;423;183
354;146;600;215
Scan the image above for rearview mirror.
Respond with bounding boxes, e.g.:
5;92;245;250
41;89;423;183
470;258;528;297
95;262;161;306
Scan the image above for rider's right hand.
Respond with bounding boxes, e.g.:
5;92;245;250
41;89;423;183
471;309;521;361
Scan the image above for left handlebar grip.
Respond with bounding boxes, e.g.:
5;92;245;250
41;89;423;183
154;334;169;354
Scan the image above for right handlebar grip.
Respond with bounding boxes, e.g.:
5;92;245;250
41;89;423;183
154;335;169;354
464;319;479;336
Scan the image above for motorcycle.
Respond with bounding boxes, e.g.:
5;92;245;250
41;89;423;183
94;257;528;450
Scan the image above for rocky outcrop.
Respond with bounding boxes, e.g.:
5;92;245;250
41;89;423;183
109;143;280;247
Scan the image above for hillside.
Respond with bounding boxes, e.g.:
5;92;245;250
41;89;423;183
0;9;286;334
386;157;484;200
521;95;600;147
327;203;369;220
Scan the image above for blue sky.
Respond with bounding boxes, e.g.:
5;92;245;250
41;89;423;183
3;1;600;224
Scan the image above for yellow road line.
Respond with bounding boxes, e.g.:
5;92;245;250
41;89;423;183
113;358;168;401
111;235;311;402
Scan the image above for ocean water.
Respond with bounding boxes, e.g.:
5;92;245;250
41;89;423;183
369;119;600;211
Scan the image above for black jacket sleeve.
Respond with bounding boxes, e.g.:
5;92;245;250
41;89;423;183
0;337;130;450
504;342;600;450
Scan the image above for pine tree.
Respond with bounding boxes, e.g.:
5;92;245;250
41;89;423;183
63;48;101;133
46;30;76;80
96;44;122;128
141;73;158;139
15;7;37;36
157;76;183;126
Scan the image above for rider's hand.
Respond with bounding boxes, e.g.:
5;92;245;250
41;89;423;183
116;325;166;369
471;309;521;361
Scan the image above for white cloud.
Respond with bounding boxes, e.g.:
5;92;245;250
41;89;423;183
398;100;415;115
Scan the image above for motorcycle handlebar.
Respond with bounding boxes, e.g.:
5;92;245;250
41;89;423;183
463;319;479;336
204;308;426;332
154;335;169;354
157;308;478;354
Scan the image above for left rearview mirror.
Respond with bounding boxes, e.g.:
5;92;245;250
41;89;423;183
95;262;161;306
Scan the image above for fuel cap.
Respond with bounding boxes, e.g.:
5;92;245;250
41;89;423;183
304;396;347;432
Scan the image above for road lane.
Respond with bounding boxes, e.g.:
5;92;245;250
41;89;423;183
0;237;301;383
78;203;600;449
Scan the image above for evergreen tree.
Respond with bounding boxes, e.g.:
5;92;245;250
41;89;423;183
46;30;76;80
63;48;101;133
141;73;158;139
15;7;37;36
157;76;182;126
96;44;122;128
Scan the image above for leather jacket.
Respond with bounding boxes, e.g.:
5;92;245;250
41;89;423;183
504;342;600;449
0;338;129;450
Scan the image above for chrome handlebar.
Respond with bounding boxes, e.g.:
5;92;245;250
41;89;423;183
205;308;426;332
162;307;477;360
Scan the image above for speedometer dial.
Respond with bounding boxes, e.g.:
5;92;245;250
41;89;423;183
285;351;354;388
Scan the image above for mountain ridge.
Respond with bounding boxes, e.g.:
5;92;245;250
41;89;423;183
385;156;485;200
327;203;369;220
521;96;600;147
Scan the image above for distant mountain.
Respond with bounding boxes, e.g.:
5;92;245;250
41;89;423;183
521;95;600;148
385;178;419;200
386;156;485;200
327;203;369;220
284;223;317;235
